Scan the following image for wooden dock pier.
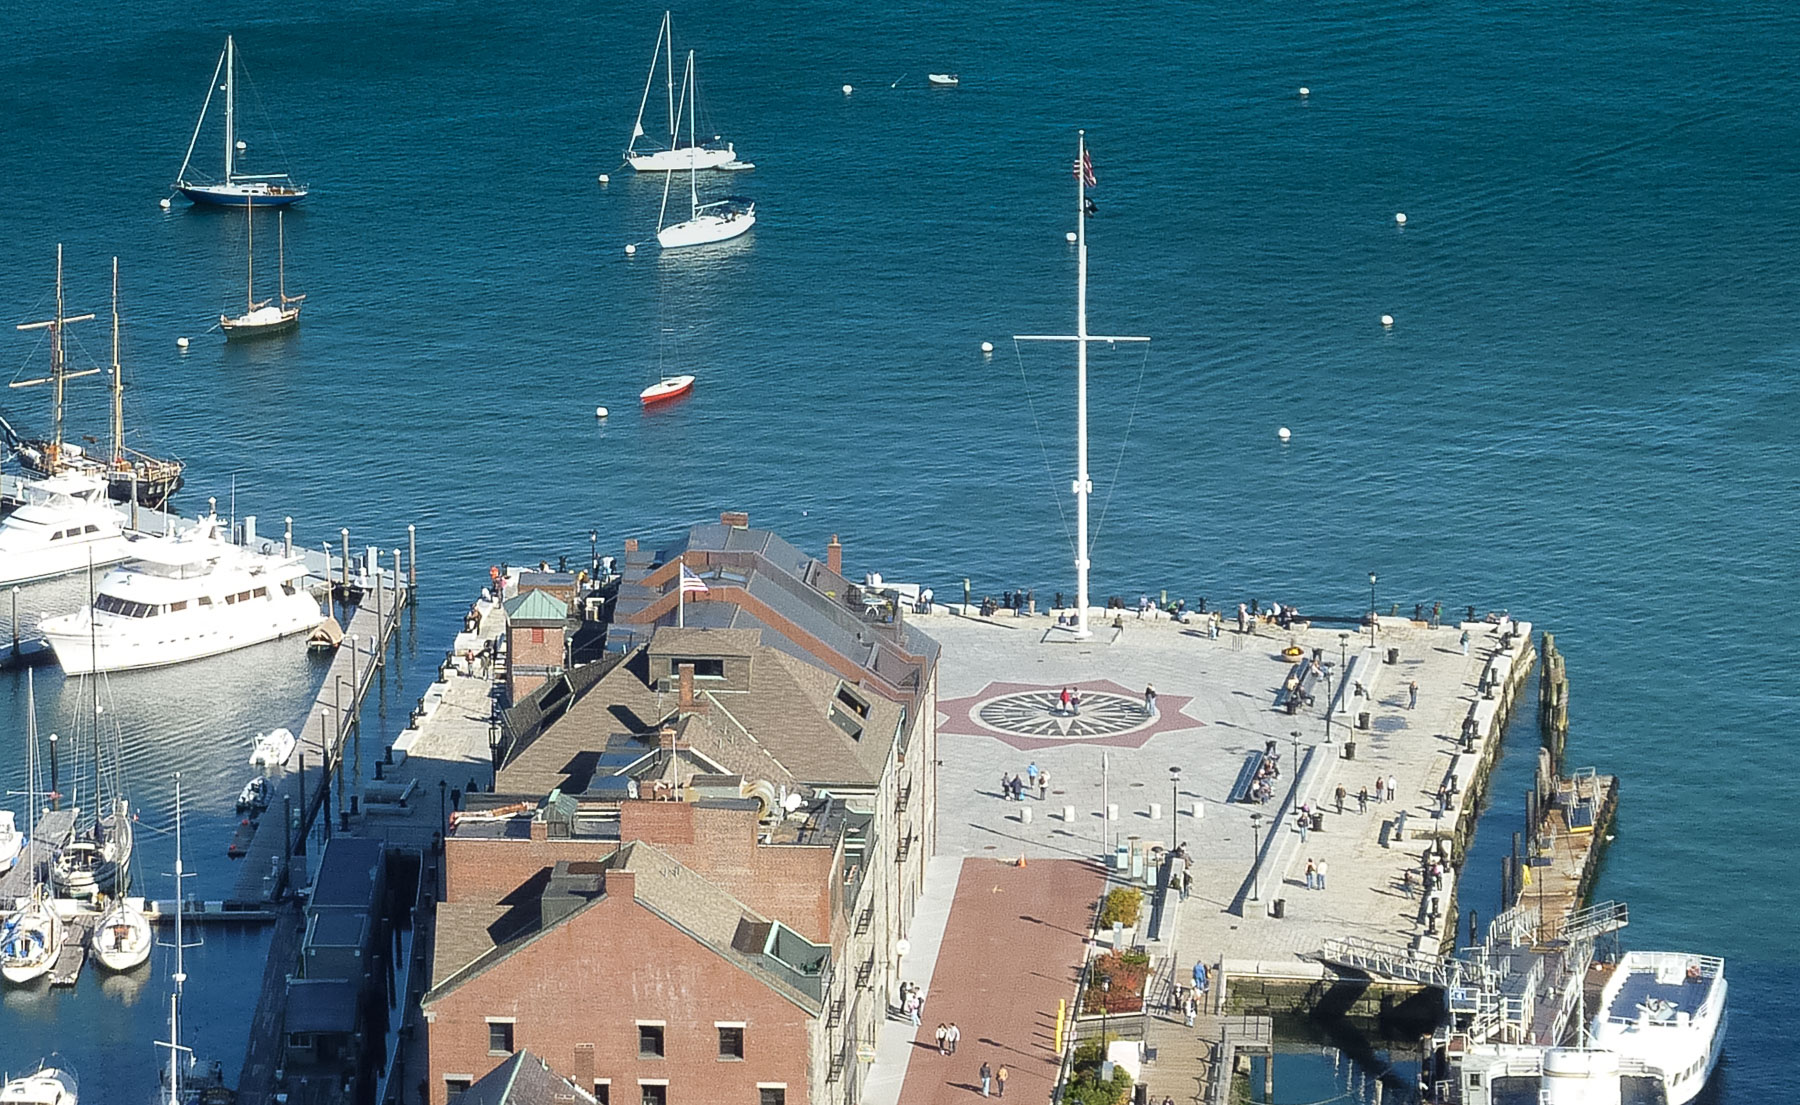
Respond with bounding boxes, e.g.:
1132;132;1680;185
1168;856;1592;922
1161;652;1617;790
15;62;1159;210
47;912;93;987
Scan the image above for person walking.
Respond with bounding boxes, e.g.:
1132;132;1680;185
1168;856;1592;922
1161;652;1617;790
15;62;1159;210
1026;762;1040;788
1408;680;1419;709
1184;991;1197;1027
1403;869;1416;898
1059;686;1072;714
996;1064;1009;1098
935;1023;948;1055
980;1061;993;1097
1357;786;1369;813
1037;769;1049;800
1386;774;1398;802
1297;810;1310;842
1335;784;1347;814
947;1023;961;1055
1305;858;1317;890
1317;859;1329;890
1373;774;1386;803
1459;628;1470;656
1143;684;1158;716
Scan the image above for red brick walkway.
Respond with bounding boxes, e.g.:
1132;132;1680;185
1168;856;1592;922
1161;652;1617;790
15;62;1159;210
897;858;1106;1104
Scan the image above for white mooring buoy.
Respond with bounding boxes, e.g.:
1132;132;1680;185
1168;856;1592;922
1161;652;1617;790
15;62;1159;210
980;341;994;354
1065;231;1077;243
624;243;637;256
1381;314;1394;328
1395;212;1407;226
176;337;190;349
595;406;609;419
159;197;171;210
1278;426;1291;442
235;140;247;151
842;84;854;96
598;173;610;184
1299;86;1311;97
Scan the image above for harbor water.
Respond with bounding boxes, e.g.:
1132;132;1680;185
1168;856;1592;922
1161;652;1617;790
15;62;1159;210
1;1;1794;1100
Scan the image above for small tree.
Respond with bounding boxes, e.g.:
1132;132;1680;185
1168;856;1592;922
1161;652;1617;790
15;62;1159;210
1097;887;1142;929
1065;1040;1133;1105
1082;949;1150;1014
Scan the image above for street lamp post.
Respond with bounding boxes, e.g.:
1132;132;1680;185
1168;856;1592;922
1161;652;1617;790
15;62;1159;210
1322;666;1334;744
1169;766;1182;835
1289;732;1303;799
1100;977;1112;1047
1249;812;1264;902
1368;572;1378;647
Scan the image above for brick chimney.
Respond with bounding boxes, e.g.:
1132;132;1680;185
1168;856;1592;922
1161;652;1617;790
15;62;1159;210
624;538;639;554
677;662;706;717
658;724;679;751
720;510;750;528
827;534;843;576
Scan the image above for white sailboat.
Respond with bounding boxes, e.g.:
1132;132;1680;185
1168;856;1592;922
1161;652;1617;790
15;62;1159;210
1;673;64;986
625;12;741;172
155;777;198;1105
0;812;22;877
220;201;303;339
173;35;307;207
655;51;755;249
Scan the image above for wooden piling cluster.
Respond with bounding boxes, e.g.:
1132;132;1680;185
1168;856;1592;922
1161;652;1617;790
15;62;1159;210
1538;632;1570;770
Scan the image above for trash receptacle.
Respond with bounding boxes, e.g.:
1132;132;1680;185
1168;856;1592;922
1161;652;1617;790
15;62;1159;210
1271;898;1286;919
1134;1084;1149;1105
1386;646;1400;664
1343;741;1357;760
1311;811;1324;832
1357;711;1371;730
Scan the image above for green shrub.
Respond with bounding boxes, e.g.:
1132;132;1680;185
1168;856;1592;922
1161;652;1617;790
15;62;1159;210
1097;887;1142;929
1065;1039;1133;1105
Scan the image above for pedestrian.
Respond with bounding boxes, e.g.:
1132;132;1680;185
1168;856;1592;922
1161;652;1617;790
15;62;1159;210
1184;991;1196;1027
1373;775;1385;803
1431;601;1442;629
1192;960;1208;997
1037;769;1049;800
1026;761;1040;787
1000;773;1012;801
947;1023;961;1055
1297;810;1309;842
1408;680;1419;709
996;1063;1009;1097
907;992;921;1027
1386;774;1398;802
1182;868;1193;900
1237;602;1248;633
935;1023;948;1055
1403;869;1416;898
1070;690;1082;715
980;1061;993;1097
1357;786;1369;813
1059;686;1072;714
1335;784;1347;814
1305;858;1317;890
1144;684;1158;716
1459;629;1470;656
1317;859;1328;889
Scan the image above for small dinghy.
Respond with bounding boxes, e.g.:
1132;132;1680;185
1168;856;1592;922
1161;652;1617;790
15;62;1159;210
718;160;756;171
640;375;696;405
249;727;297;768
236;775;270;813
308;615;344;651
927;73;960;86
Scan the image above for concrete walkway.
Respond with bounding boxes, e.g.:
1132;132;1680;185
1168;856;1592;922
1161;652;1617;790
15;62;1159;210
864;856;965;1105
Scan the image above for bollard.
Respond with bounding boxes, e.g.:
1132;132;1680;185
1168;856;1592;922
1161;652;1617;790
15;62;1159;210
1149;802;1162;820
1193;800;1204;820
1063;805;1076;822
1021;807;1032;825
1107;803;1119;822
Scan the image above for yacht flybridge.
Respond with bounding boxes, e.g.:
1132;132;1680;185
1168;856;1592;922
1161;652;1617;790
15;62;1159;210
0;473;136;587
36;511;322;674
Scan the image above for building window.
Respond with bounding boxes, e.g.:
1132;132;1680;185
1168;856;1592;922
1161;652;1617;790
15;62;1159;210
532;627;546;644
445;1077;472;1101
638;1024;665;1058
718;1025;744;1060
640;1085;667;1105
759;1088;786;1105
487;1021;514;1055
594;1082;610;1104
669;657;725;679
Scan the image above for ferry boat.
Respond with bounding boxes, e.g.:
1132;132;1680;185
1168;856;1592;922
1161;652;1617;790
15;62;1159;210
0;473;136;588
36;512;322;674
1588;951;1727;1105
0;1065;78;1104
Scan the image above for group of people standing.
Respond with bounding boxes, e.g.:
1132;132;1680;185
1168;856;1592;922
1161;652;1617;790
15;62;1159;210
999;765;1048;802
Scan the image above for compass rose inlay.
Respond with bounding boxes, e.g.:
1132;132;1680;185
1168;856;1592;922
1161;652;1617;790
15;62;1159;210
938;679;1202;750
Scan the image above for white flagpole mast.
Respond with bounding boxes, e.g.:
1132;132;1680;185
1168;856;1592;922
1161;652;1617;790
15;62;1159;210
677;555;685;628
1015;130;1149;640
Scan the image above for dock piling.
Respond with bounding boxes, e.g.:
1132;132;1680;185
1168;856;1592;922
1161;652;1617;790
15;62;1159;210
341;528;350;595
408;525;416;590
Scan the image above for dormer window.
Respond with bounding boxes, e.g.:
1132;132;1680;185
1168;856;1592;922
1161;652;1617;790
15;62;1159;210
669;657;725;679
835;684;870;719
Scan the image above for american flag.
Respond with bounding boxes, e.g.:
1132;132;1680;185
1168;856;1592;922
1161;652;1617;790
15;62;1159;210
1074;148;1096;188
680;565;710;594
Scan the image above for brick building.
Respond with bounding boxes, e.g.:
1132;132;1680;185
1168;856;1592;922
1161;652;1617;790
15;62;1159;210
425;515;939;1105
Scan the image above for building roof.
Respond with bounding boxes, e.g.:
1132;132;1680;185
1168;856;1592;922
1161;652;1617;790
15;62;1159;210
310;837;383;912
461;1050;595;1105
284;978;361;1036
503;589;570;626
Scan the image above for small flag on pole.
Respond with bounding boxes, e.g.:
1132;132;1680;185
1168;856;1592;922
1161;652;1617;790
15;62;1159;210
680;565;710;594
1074;148;1096;188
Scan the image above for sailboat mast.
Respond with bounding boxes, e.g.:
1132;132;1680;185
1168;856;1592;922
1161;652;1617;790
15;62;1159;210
246;195;255;313
1073;130;1092;638
169;775;187;1105
663;12;676;150
52;245;66;463
224;35;236;182
111;258;124;467
686;53;698;214
278;210;286;302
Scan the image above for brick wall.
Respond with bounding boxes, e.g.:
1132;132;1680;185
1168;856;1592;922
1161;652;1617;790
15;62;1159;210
444;836;614;905
426;873;815;1105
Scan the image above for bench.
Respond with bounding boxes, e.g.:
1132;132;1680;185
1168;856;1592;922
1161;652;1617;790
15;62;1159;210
1275;659;1322;713
1229;750;1280;804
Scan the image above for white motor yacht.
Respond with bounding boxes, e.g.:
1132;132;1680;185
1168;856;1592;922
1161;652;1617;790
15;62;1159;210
37;512;322;674
1589;951;1727;1105
249;726;297;768
0;812;22;876
0;1066;77;1105
0;474;135;587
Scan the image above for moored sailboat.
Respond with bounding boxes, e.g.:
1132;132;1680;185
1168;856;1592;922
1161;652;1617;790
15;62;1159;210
654;52;755;250
1;673;64;986
220;202;303;339
625;12;742;173
173;35;307;207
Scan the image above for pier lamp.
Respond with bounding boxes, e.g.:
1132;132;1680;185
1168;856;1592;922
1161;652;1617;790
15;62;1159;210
1249;812;1263;902
1322;665;1334;744
1290;731;1303;793
1100;976;1111;1046
589;529;599;575
1368;572;1378;646
1169;766;1182;834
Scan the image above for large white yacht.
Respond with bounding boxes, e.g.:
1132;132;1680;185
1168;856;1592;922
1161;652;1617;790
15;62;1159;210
0;1065;78;1104
0;473;136;587
36;512;322;674
1589;951;1727;1105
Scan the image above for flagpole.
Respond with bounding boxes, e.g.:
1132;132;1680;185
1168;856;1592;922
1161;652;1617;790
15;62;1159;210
1075;129;1092;639
677;555;685;628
